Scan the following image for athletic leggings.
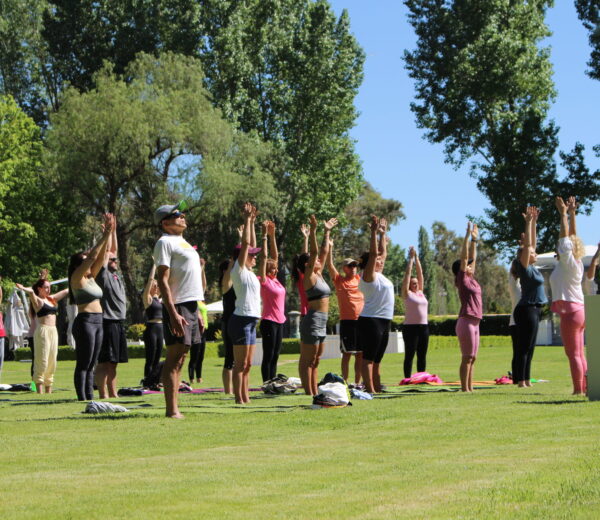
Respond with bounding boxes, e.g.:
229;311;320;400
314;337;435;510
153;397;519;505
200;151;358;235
558;306;587;393
72;312;103;401
188;332;207;381
260;319;284;382
456;316;480;357
143;322;163;379
513;305;541;382
222;318;234;371
402;324;430;378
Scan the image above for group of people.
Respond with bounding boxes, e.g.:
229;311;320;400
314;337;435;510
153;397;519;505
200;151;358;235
7;196;598;416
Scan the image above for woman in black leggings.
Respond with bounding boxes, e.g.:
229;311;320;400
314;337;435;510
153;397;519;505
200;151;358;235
142;264;164;383
401;247;429;378
68;213;114;401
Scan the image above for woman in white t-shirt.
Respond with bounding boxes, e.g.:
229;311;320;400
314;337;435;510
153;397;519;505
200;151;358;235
228;202;262;404
358;216;394;394
550;197;587;395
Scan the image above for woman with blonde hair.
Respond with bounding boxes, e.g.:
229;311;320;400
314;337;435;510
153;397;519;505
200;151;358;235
550;196;587;394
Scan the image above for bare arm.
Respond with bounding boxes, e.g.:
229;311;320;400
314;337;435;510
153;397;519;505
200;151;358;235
520;208;534;268
221;260;233;293
319;218;337;266
142;264;157;308
415;252;424;292
460;222;471;272
325;238;339;280
304;215;320;285
15;284;44;311
72;214;114;284
53;288;69;302
363;215;379;283
378;218;388;269
588;243;600;281
250;209;257;248
200;258;207;294
237;202;254;271
556;197;568;239
259;221;268;280
469;224;478;275
267;221;278;261
401;247;415;299
567;196;577;236
531;207;539;250
300;224;309;254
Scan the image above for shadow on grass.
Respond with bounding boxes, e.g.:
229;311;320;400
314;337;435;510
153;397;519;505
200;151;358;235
516;399;588;405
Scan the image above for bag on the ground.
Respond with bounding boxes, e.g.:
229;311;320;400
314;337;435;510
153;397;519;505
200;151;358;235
84;401;129;414
312;381;350;407
262;374;299;394
117;387;144;396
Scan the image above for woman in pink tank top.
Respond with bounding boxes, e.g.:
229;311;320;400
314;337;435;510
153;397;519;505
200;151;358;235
401;247;429;379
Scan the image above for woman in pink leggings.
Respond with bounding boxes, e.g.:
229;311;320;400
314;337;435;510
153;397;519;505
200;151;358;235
550;196;587;395
452;222;482;392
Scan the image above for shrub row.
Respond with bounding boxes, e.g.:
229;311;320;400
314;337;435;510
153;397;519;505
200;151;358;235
391;315;511;336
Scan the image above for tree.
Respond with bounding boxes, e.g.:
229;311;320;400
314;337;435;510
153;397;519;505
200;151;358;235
198;0;366;258
418;225;439;314
46;52;282;319
575;0;600;80
0;95;82;283
404;0;600;254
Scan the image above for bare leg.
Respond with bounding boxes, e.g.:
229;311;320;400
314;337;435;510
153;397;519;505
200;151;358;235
460;355;474;392
299;343;319;396
354;352;363;384
233;345;248;404
362;359;375;393
468;357;476;392
310;343;325;395
241;345;255;404
107;363;118;398
341;352;351;382
162;343;188;418
44;385;52;394
222;368;233;394
95;362;108;398
372;362;382;393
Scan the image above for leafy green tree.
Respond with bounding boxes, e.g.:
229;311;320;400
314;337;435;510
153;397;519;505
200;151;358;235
0;95;81;283
47;52;281;319
404;0;600;254
575;0;600;80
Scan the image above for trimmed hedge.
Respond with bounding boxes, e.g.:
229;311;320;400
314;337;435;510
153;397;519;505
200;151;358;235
15;341;222;362
391;314;511;336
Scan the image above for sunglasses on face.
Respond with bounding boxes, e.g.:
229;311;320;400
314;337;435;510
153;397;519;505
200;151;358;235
170;211;185;219
109;258;118;262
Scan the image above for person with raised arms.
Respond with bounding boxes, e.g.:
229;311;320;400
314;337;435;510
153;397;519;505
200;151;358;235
16;271;68;394
258;220;286;383
141;264;163;383
298;215;337;396
68;213;114;401
550;196;587;395
513;206;547;388
326;238;364;385
153;202;204;418
401;246;429;379
228;202;261;404
358;216;394;394
452;222;482;393
585;242;600;295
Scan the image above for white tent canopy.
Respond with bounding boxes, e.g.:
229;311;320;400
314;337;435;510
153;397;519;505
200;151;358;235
535;244;599;270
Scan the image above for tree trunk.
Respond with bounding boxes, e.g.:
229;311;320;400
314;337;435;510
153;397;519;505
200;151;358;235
117;226;144;325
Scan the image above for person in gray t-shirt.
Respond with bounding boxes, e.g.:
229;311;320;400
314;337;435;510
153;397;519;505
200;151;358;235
95;219;128;398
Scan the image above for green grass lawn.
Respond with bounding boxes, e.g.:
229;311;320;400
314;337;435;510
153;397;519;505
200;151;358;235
1;342;599;519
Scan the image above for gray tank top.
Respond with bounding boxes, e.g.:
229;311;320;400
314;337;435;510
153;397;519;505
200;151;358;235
73;278;103;305
306;276;331;301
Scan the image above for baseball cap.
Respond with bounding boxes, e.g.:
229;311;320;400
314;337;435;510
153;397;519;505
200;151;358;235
154;200;188;225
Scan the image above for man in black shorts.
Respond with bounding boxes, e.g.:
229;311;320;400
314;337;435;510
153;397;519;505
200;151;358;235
153;202;204;418
95;219;127;398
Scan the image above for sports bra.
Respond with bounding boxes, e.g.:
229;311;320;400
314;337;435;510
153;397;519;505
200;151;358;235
72;278;103;305
145;298;163;321
36;302;58;318
306;276;331;301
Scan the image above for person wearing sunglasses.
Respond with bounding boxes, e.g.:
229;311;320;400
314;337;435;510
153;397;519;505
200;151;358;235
154;202;204;418
95;216;128;399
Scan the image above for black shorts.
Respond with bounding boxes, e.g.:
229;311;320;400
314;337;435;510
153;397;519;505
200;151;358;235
162;301;201;347
358;316;391;363
98;319;128;363
339;320;361;353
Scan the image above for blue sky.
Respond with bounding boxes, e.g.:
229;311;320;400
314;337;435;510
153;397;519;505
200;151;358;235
329;1;599;254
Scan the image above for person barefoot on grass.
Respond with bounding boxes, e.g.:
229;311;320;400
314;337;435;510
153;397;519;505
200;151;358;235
358;216;394;394
298;215;337;396
550;196;587;395
513;207;547;389
401;247;429;379
16;272;68;394
452;222;482;393
153;202;204;418
326;238;363;385
228;202;262;404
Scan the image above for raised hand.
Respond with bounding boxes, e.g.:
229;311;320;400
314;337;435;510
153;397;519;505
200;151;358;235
236;225;243;239
555;197;567;215
309;214;318;230
567;196;577;213
523;207;535;221
266;220;276;236
408;246;416;259
471;223;479;241
378;218;388;234
323;217;338;231
369;214;379;231
261;220;269;236
300;223;309;238
241;202;253;219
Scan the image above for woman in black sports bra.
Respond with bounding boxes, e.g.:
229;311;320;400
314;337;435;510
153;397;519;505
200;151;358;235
16;271;68;394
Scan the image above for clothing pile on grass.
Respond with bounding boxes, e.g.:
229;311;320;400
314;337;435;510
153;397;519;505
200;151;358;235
84;401;129;414
261;374;302;394
399;372;444;385
312;373;351;408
